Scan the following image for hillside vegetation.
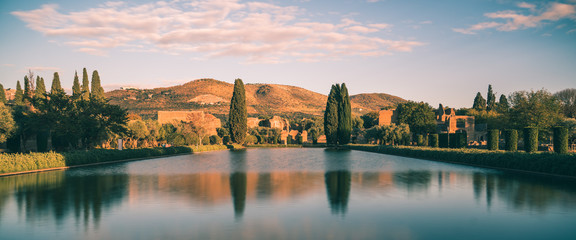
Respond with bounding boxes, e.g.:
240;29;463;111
106;79;406;119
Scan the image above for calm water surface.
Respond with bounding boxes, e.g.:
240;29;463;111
1;148;575;240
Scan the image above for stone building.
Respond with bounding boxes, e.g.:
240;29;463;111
157;111;221;136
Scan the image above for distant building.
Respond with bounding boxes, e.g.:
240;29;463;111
4;89;16;101
157;111;221;136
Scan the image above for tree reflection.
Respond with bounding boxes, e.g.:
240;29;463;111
324;152;351;216
0;168;128;229
393;170;432;193
229;150;247;220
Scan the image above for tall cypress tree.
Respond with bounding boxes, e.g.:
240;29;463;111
0;83;6;104
337;83;352;145
324;84;339;145
472;92;486;111
486;84;496;111
497;94;509;113
24;75;32;101
90;70;105;101
51;72;64;94
14;81;23;105
228;78;247;144
81;68;90;101
72;71;81;98
35;77;46;99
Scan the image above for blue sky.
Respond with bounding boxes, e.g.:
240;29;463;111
1;0;575;108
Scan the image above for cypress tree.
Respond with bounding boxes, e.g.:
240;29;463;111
35;77;46;99
81;68;90;101
72;71;81;98
553;127;568;154
14;81;23;105
0;84;6;104
324;84;339;145
497;94;509;113
24;75;31;101
487;129;499;150
523;127;538;153
90;70;104;101
228;79;247;144
472;92;486;111
337;83;352;145
50;72;64;94
503;129;518;151
429;133;439;148
486;84;496;111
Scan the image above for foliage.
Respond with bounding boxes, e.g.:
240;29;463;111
416;135;425;146
24;76;32;102
508;90;562;129
0;83;6;104
439;133;449;148
554;88;576;118
308;127;320;144
428;134;439;148
496;94;509;113
347;144;576;177
90;70;105;102
553;127;568;154
395;101;436;134
360;111;379;129
523;127;538;153
337;83;352;144
0;102;16;143
50;72;64;94
464;109;506;130
487;129;499;150
503;129;518;152
486;85;496;111
324;84;339;145
209;135;222;145
363;124;410;146
35;77;46;99
14;81;23;105
352;115;363;130
472;92;486;111
229;79;247;144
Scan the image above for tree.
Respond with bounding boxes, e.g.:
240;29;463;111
24;75;32;101
396;101;436;134
35;76;46;99
127;120;148;148
360;111;379;129
486;84;496;111
554;88;576;118
187;113;211;146
14;81;24;105
337;83;352;144
72;71;81;98
324;84;339;145
50;72;64;94
229;78;247;144
472;92;486;111
496;94;509;113
90;70;105;101
81;68;90;101
0;83;6;104
0;102;16;143
509;90;562;130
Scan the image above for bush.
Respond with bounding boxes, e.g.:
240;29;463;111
439;133;449;148
209;135;222;145
503;129;518;152
457;132;467;148
428;134;439;148
245;135;258;145
416;135;425;146
222;135;231;145
487;130;499;150
524;127;538;153
553;127;568;154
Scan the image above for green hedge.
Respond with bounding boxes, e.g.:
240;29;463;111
439;133;449;148
524;127;538;153
0;146;218;174
487;130;499;151
428;134;439;148
503;129;518;152
449;133;458;148
416;135;425;146
457;132;467;149
553;127;568;154
347;144;576;177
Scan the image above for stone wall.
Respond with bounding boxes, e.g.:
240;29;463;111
157;111;221;136
378;109;398;126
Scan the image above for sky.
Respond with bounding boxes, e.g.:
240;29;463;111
0;0;575;108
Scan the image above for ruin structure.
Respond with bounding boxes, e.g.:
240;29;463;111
157;111;221;136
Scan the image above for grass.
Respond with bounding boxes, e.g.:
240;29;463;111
346;144;576;177
0;145;228;175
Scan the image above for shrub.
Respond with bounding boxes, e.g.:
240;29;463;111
439;133;449;148
416;135;425;146
503;129;518;152
209;135;222;145
457;132;467;148
487;130;499;150
523;127;538;153
222;135;231;145
245;135;258;145
553;127;568;154
428;134;439;148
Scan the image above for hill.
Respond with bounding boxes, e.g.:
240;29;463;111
106;79;406;119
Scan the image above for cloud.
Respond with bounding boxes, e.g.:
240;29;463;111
12;0;422;63
27;66;61;72
453;2;576;34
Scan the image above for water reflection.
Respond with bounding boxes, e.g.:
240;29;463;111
230;150;247;219
324;150;351;215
